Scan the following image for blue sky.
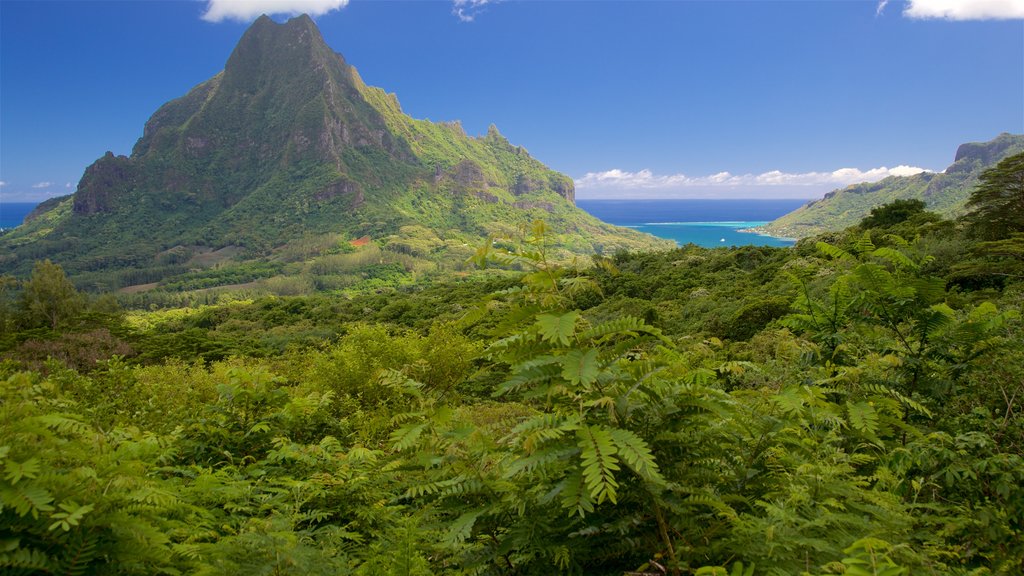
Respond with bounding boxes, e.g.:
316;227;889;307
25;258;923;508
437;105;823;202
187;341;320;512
1;0;1022;203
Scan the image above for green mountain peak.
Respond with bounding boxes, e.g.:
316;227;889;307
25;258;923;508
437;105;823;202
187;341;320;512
2;14;667;291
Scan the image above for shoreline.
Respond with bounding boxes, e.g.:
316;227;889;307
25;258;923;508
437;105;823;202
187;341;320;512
737;225;799;242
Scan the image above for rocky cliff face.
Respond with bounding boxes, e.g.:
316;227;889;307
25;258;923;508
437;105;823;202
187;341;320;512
513;174;575;204
124;15;414;212
948;133;1023;174
72;152;133;215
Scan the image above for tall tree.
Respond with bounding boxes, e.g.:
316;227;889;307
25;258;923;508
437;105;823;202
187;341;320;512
19;259;84;330
964;151;1024;239
859;198;928;229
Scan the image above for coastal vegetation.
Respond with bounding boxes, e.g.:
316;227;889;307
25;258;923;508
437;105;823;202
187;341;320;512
2;154;1024;574
760;133;1024;239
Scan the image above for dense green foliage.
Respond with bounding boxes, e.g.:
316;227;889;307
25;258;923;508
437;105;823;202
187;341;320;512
858;199;929;230
964;151;1024;240
761;133;1024;238
2;203;1023;574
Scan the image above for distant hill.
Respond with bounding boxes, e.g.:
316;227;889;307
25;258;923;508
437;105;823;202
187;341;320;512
759;133;1024;238
0;15;669;292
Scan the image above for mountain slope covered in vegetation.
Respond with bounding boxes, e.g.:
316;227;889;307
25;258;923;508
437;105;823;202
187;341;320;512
0;15;669;292
760;133;1024;238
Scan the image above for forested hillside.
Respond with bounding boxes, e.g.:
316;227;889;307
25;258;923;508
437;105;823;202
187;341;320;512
2;154;1023;575
760;133;1024;238
0;15;668;290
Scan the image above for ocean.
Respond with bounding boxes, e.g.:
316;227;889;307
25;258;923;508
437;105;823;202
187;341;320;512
577;199;805;248
0;202;39;230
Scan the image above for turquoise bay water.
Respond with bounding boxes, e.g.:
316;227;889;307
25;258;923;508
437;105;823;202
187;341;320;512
630;220;793;248
578;199;803;248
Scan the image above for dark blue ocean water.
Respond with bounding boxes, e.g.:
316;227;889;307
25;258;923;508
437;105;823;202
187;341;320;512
577;199;805;248
0;202;39;230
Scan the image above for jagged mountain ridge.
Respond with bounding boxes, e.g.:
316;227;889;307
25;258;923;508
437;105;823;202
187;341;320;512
71;17;386;216
760;133;1024;239
1;15;667;288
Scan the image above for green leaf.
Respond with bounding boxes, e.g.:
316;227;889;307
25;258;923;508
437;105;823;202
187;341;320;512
817;241;856;262
576;426;619;505
561;348;600;386
536;311;580;346
444;510;482;545
389;421;428;451
852;231;876;255
557;469;595;517
247;421;271;435
918;305;954;338
609;428;664;485
3;458;41;484
683;367;717;386
0;484;55;518
47;502;95;532
577;316;648;341
871;246;916;270
846;400;879;436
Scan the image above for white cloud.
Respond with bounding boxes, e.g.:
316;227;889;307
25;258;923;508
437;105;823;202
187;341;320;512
453;0;499;22
574;165;931;199
201;0;349;23
0;181;6;187
876;0;890;16
903;0;1024;20
31;181;53;189
0;186;67;203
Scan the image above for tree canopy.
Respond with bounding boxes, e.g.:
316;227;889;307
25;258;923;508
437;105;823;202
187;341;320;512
18;259;84;330
965;151;1024;239
859;198;928;229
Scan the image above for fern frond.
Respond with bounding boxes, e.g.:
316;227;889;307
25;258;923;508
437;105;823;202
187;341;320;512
778;313;820;333
518;414;581;452
852;231;876;255
0;483;55;518
33;414;92;437
910;277;946;304
0;546;56;571
496;361;562;397
505;446;579;477
444;510;483;546
557;469;595;517
683;368;717;386
608;428;664;485
871;247;916;270
846;401;880;438
389;421;428;451
58;533;98;576
576;426;620;504
817;241;856;262
861;383;932;418
577;316;649;342
853;263;897;296
918;305;954;339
